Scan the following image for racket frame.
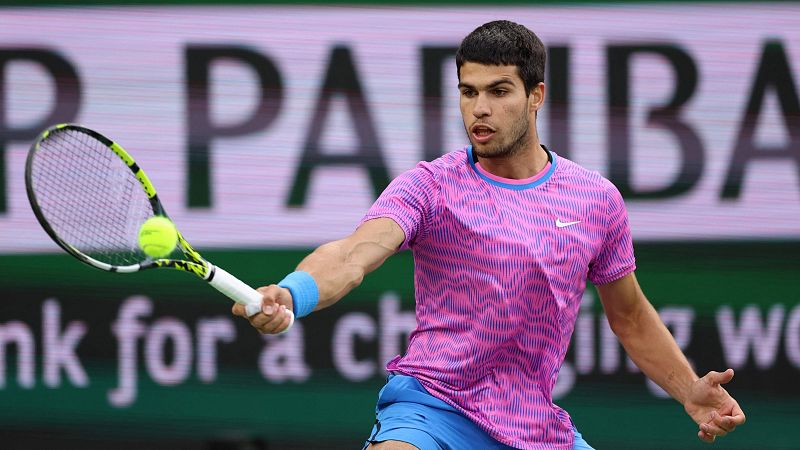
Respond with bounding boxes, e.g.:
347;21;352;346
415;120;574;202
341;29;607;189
26;124;207;275
25;124;292;324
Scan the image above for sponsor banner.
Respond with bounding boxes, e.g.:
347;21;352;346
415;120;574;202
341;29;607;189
1;4;800;253
0;244;798;448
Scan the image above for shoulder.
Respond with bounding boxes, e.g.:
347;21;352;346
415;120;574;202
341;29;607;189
397;147;469;183
416;147;468;174
551;152;621;198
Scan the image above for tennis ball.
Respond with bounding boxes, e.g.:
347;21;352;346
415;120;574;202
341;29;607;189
138;216;178;258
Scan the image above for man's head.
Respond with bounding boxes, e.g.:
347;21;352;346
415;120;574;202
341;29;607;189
456;21;547;159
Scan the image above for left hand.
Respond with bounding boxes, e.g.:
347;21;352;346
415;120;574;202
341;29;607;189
684;369;746;443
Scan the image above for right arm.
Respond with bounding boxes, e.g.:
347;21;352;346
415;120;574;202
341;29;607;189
295;217;404;310
236;160;438;333
231;217;405;333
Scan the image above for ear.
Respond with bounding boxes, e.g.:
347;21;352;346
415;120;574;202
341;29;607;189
529;82;545;113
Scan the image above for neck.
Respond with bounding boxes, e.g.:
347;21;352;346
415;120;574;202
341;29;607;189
475;140;548;180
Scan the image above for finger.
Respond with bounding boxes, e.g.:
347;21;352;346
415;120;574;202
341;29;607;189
260;305;291;334
710;412;737;433
701;420;728;438
231;303;246;317
275;305;293;334
706;368;734;386
728;411;746;426
697;429;715;443
249;312;272;328
730;402;747;425
251;305;285;327
262;301;278;315
258;293;279;316
257;285;287;315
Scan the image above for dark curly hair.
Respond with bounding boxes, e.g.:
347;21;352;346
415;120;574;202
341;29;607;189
455;20;546;95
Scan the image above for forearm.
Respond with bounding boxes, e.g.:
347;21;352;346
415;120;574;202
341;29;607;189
612;299;699;405
295;240;368;310
293;218;401;311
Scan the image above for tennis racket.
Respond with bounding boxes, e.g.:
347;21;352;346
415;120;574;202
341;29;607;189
25;123;294;329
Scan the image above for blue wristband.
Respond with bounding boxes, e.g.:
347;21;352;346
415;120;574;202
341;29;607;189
277;271;319;318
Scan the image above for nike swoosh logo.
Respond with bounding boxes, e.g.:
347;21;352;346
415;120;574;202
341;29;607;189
556;219;581;228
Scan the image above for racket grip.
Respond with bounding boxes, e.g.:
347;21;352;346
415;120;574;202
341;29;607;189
208;265;295;331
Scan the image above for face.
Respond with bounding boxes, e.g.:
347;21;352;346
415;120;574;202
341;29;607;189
458;62;541;159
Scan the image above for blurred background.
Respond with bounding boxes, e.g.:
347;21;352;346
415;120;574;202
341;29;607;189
1;1;798;449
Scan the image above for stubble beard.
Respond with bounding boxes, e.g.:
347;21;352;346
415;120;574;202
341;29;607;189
470;108;532;160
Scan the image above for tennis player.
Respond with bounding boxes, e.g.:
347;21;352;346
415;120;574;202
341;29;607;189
233;20;746;450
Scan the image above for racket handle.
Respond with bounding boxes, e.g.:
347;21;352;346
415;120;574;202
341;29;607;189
208;265;295;331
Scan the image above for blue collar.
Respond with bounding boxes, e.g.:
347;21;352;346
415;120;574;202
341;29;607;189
467;145;557;191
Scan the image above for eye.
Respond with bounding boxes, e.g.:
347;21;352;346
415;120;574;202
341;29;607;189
493;89;508;97
461;89;476;98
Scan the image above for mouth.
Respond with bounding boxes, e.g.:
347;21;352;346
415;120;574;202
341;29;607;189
470;124;496;144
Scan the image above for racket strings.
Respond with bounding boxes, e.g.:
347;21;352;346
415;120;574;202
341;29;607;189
30;129;154;266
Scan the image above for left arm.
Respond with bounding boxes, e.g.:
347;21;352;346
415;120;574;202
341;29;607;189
596;272;746;443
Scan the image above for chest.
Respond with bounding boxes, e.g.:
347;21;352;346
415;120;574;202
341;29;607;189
423;182;607;274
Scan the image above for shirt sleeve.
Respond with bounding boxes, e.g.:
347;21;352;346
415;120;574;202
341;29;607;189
359;162;440;251
587;180;636;285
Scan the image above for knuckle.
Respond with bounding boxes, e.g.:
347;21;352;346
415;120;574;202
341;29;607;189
257;285;274;296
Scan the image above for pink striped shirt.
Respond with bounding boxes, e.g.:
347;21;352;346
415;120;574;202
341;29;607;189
361;146;636;449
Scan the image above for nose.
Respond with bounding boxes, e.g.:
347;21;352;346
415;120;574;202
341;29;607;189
472;93;490;118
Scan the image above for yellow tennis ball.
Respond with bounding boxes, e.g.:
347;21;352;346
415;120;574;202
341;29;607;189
138;216;178;258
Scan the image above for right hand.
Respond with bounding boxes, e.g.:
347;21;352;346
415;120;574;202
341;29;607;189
231;284;294;334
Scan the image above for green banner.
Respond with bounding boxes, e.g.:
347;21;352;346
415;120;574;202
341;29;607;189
1;242;798;449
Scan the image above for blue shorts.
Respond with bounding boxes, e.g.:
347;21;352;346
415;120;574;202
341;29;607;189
363;374;594;450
